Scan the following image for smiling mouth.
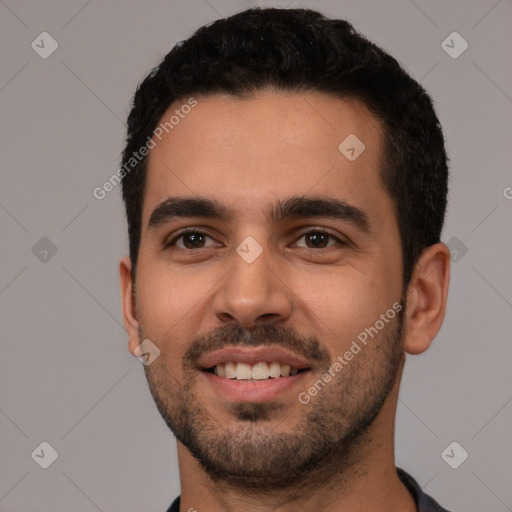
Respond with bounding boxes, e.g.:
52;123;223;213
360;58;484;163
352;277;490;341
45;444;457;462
204;361;310;381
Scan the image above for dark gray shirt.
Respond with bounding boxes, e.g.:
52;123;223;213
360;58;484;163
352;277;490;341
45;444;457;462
165;467;451;511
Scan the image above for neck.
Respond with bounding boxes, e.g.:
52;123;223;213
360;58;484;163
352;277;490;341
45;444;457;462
176;361;416;512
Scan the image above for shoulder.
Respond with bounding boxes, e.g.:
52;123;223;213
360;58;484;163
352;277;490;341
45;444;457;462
397;467;453;512
165;495;180;512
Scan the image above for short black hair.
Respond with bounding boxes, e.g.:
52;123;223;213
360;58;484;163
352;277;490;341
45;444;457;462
121;7;448;288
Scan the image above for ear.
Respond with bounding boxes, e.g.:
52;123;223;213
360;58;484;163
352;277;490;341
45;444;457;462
120;255;140;356
403;243;450;355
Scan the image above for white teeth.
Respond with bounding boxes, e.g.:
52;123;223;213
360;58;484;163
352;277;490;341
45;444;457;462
216;363;226;378
251;362;270;380
225;362;236;379
211;361;305;380
269;361;281;378
235;362;252;380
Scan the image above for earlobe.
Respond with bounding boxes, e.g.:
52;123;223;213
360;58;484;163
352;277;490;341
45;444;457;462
119;255;140;355
403;243;450;355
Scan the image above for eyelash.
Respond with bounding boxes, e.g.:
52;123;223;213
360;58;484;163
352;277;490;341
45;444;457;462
165;228;346;250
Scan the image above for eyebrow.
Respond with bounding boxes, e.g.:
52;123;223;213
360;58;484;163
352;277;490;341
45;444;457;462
147;195;372;234
148;197;230;228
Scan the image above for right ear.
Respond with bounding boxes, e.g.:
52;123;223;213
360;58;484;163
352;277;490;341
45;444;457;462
120;255;140;356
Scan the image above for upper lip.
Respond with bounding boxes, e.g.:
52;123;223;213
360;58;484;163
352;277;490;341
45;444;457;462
198;346;311;370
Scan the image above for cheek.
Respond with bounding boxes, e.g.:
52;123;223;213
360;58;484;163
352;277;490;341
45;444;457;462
291;266;399;351
134;258;205;339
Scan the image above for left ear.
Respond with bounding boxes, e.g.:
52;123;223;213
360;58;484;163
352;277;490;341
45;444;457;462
403;242;451;355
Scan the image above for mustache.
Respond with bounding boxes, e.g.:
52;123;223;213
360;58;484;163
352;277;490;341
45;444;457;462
183;323;331;370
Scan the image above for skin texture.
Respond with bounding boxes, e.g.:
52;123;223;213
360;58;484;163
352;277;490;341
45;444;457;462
120;91;450;512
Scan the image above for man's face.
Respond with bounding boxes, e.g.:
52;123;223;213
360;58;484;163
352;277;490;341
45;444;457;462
129;91;406;490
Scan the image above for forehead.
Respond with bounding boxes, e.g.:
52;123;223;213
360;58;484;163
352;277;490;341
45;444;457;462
143;91;391;228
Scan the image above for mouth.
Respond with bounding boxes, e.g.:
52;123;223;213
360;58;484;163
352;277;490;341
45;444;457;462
198;346;312;402
204;361;310;381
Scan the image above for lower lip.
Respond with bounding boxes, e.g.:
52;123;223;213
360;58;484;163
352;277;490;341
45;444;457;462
202;370;309;402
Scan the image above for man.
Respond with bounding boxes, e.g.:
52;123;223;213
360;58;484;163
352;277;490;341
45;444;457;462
119;7;451;512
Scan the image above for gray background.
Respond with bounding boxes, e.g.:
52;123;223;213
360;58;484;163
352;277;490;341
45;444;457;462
1;0;511;511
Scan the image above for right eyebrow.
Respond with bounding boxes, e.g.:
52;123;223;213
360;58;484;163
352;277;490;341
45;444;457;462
147;197;231;230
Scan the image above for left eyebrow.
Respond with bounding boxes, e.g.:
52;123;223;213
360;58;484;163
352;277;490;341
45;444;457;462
147;195;372;235
268;196;372;235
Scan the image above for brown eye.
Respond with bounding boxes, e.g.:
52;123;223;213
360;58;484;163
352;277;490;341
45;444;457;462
181;232;206;249
295;230;342;249
168;230;217;250
305;232;330;248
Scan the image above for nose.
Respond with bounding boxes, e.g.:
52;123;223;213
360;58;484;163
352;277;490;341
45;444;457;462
211;243;293;328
